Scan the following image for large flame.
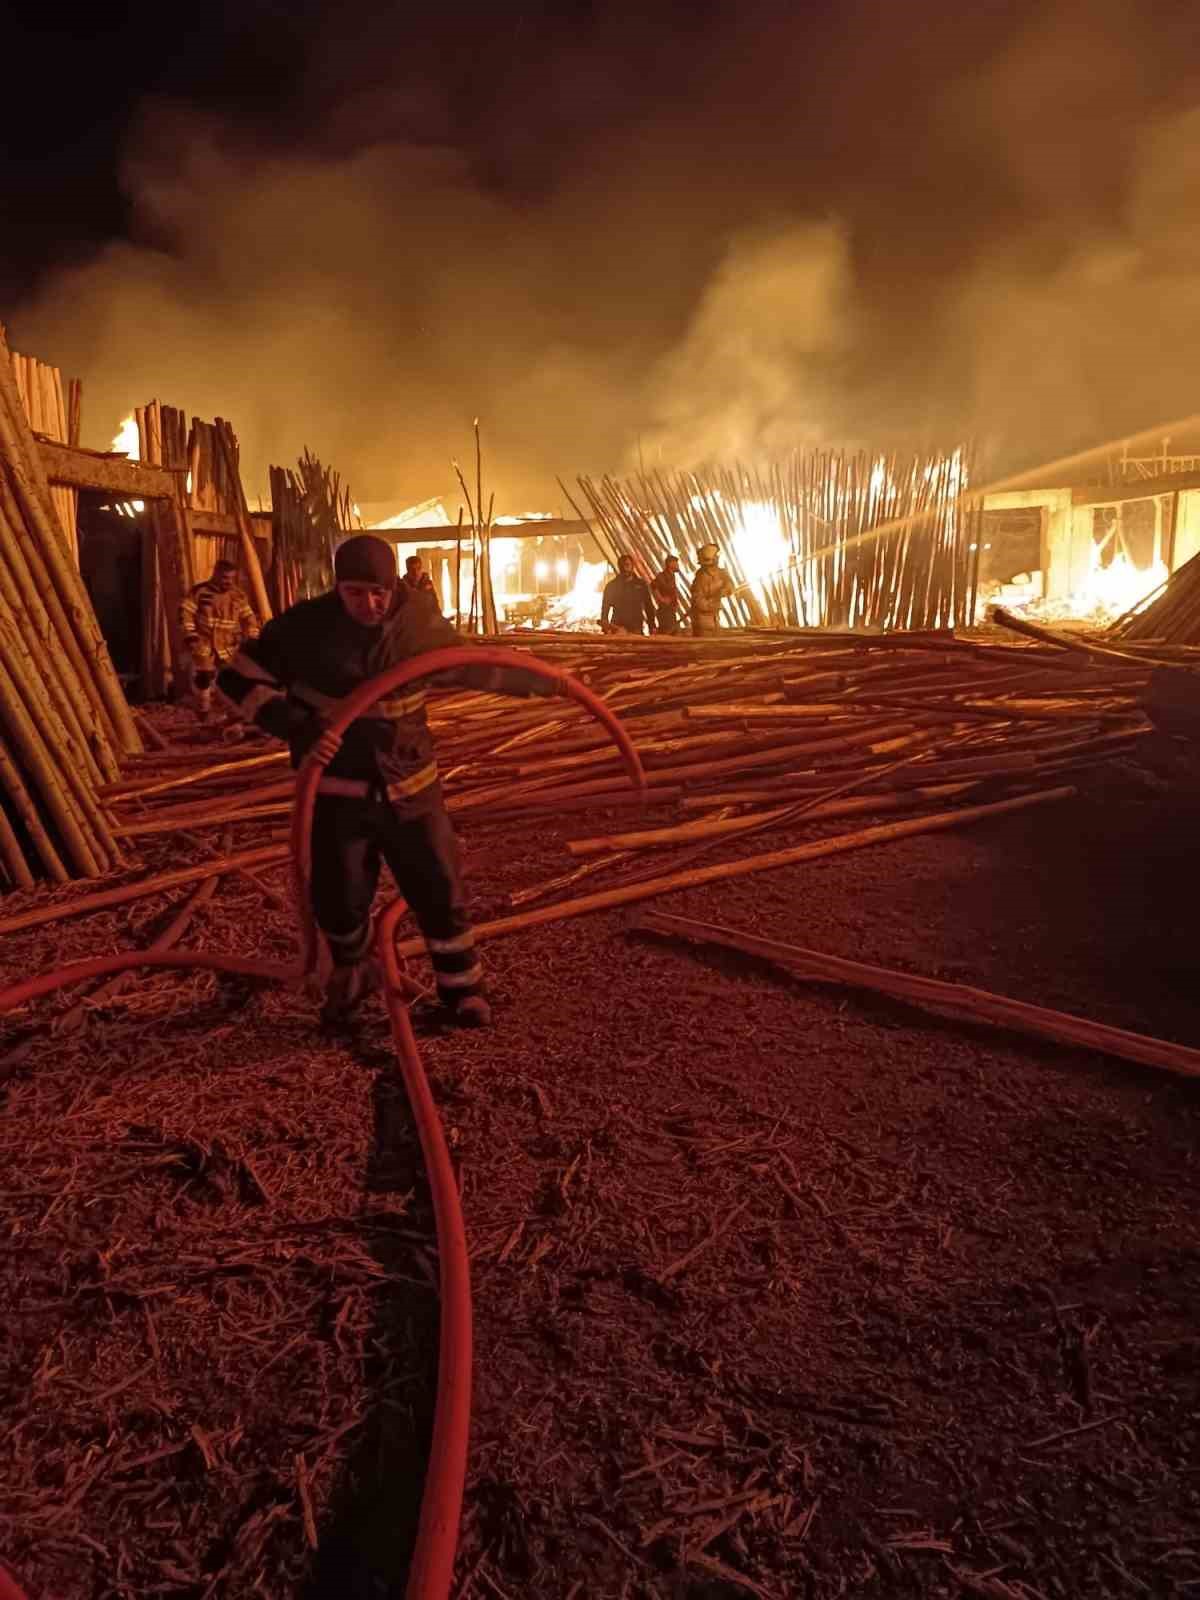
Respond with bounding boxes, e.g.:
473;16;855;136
679;453;920;622
1049;545;1169;622
727;500;793;614
552;557;608;627
109;415;144;513
110;416;139;458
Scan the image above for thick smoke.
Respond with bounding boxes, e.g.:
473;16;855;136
12;0;1200;510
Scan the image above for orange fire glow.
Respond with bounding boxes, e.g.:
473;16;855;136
110;416;139;458
1044;546;1169;622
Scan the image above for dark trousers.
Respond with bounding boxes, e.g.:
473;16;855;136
655;603;678;634
310;790;482;1002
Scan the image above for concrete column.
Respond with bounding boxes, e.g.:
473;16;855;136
1174;490;1200;569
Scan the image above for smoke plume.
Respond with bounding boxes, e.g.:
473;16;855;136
11;0;1200;511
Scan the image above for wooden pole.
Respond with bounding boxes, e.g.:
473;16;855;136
635;910;1200;1082
0;648;105;876
0;510;106;787
0;727;70;882
216;420;273;623
565;782;974;856
0;783;35;890
392;787;1075;959
0;841;289;936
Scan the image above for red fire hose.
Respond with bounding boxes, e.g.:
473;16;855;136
0;647;644;1600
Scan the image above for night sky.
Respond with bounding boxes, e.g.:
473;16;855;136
5;1;1200;507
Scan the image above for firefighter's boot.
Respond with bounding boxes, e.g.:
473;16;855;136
321;958;382;1027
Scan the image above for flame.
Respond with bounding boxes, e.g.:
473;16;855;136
107;416;144;513
1048;546;1169;622
726;500;793;612
553;557;608;627
1007;542;1169;624
1078;548;1169;617
111;416;139;458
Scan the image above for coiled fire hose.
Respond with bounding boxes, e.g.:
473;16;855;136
0;647;644;1600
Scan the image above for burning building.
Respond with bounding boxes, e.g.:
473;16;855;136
977;436;1200;623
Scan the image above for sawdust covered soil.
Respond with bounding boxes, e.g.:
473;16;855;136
1;740;1200;1598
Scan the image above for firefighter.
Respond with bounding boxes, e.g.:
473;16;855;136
180;559;260;720
650;555;682;635
601;555;656;635
690;543;734;636
217;534;562;1028
403;554;438;607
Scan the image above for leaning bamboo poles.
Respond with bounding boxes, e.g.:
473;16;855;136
9;347;80;565
0;328;138;759
269;449;356;609
1110;547;1200;646
136;401;197;698
0;327;137;886
575;445;983;634
216;420;272;623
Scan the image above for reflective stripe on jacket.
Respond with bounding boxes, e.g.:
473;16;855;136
180;581;259;669
216;587;554;794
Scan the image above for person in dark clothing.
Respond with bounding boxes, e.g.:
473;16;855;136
650;555;682;634
218;534;561;1028
403;554;438;609
601;555;656;635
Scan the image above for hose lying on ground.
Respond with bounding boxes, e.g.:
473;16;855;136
0;646;644;1600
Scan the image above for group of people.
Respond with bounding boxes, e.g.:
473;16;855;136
601;545;735;638
181;543;731;723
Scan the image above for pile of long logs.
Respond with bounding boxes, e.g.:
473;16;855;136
0;325;140;888
18;625;1148;925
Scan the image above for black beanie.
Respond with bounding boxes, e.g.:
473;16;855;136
334;535;397;586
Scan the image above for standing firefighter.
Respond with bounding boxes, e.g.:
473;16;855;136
217;534;561;1028
650;555;682;635
601;555;656;635
403;554;438;609
180;559;260;720
690;543;735;636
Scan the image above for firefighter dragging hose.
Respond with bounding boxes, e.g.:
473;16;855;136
218;534;567;1028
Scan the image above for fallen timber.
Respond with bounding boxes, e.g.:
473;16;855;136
634;910;1200;1082
0;628;1154;958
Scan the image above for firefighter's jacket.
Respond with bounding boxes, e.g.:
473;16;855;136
690;563;734;630
216;589;555;808
180;579;260;670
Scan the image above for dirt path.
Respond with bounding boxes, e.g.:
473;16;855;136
2;750;1198;1598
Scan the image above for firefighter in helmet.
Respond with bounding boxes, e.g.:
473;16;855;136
690;543;734;636
180;560;260;720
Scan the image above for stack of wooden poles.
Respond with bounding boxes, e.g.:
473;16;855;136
268;449;356;613
571;447;983;633
51;628;1149;931
9;346;81;565
0;325;140;888
135;406;272;698
1110;549;1200;648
